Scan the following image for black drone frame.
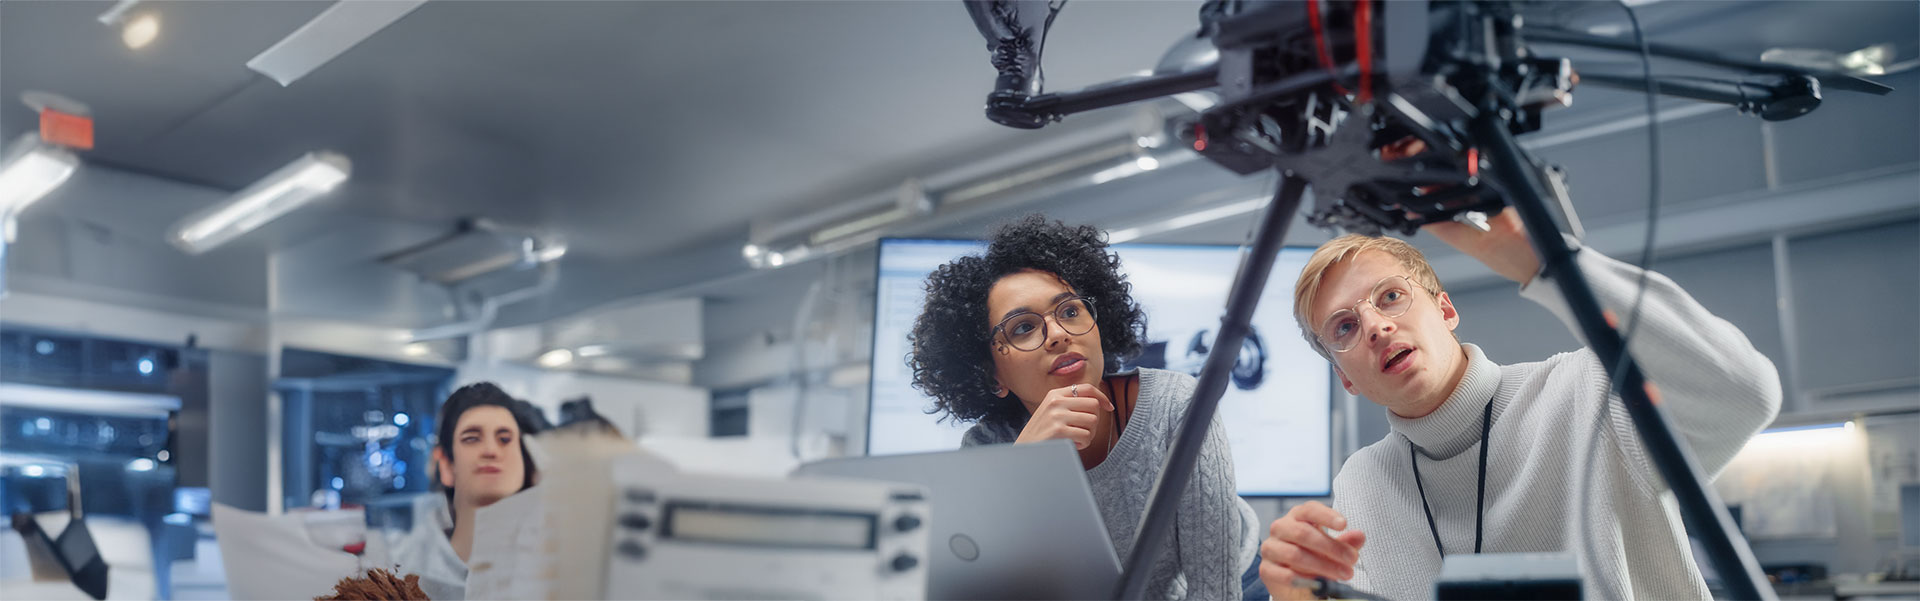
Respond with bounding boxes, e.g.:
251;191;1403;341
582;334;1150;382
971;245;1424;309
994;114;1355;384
962;1;1891;600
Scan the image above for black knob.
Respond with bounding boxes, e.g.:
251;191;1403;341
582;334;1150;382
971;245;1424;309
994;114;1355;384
619;513;652;530
891;554;919;572
893;514;922;532
618;539;647;560
624;488;656;504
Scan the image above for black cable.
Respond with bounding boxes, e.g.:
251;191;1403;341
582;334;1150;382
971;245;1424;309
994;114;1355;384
1411;399;1493;558
1473;399;1491;554
1613;0;1662;357
1576;0;1663;593
1409;444;1445;557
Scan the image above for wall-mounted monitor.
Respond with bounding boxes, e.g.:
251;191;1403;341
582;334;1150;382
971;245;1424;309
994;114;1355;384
866;238;1333;497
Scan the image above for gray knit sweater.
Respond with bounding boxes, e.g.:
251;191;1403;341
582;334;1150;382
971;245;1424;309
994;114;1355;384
962;368;1256;600
1336;249;1782;601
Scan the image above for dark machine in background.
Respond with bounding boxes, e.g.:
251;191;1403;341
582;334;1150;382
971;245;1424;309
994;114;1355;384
9;469;109;600
275;348;451;529
0;328;181;394
0;408;173;517
1124;326;1266;392
960;1;1891;599
0;326;198;599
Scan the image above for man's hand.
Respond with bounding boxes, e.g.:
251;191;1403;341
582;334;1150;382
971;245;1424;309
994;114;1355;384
1422;207;1541;285
1013;384;1112;449
1380;138;1543;285
1259;501;1366;600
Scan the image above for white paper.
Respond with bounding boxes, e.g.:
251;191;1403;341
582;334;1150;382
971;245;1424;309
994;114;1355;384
462;488;552;600
461;431;673;600
210;504;388;600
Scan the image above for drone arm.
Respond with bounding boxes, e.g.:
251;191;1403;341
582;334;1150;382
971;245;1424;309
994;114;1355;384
1526;26;1892;95
1020;67;1222;118
1577;71;1824;121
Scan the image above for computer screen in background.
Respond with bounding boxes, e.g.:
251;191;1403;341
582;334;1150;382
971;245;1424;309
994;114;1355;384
866;238;1333;497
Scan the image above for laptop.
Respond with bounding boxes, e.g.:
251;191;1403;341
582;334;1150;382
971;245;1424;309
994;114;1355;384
794;440;1122;600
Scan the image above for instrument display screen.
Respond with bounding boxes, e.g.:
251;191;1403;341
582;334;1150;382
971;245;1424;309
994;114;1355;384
662;501;877;550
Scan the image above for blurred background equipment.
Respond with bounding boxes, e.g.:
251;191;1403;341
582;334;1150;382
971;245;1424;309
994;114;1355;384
9;464;109;600
603;455;930;600
273;349;450;528
1;328;184;600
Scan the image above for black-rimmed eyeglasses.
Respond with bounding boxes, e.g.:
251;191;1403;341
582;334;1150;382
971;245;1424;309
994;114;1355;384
991;296;1098;351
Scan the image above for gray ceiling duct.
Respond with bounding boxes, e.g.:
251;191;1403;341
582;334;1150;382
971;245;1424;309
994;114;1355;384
379;218;566;285
386;218;567;342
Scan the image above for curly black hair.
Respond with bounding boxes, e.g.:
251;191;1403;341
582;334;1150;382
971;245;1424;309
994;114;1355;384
907;214;1148;427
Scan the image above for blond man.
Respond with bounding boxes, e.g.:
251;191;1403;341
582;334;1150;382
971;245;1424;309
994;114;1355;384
1258;211;1781;600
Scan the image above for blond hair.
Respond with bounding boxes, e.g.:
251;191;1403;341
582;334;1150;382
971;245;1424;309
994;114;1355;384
1292;235;1445;360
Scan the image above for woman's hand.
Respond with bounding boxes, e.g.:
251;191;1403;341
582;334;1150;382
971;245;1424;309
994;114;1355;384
1014;383;1112;449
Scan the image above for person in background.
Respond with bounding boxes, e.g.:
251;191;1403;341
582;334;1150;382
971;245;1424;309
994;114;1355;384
513;398;555;433
386;382;543;601
1257;208;1781;600
907;214;1260;600
555;396;627;438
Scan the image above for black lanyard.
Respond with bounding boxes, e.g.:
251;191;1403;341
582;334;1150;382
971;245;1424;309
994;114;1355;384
1409;400;1494;557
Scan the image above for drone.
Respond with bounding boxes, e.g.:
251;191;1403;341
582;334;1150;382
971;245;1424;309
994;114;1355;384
965;0;1886;237
959;2;1890;599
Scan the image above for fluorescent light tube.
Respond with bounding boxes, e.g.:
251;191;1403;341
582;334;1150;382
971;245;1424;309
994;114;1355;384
168;151;349;254
536;348;574;368
246;0;428;86
0;142;80;214
532;243;567;263
96;0;140;25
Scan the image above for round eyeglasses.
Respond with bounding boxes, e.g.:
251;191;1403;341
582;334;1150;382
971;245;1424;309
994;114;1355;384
1316;275;1431;353
992;296;1098;351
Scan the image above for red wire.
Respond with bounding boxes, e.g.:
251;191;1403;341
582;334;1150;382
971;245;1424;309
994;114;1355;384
1306;0;1352;98
1307;0;1332;71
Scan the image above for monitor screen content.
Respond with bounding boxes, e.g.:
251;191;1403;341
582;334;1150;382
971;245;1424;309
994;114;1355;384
866;238;1333;497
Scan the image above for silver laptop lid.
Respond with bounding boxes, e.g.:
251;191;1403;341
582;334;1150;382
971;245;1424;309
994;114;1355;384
795;440;1121;601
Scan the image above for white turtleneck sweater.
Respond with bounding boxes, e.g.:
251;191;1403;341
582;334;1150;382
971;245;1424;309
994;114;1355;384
1335;248;1782;601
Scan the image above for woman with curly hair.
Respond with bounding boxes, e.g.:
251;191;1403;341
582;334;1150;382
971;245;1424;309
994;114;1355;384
907;214;1259;600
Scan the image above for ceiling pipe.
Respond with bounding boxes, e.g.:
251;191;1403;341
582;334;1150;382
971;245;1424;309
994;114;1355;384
406;261;559;342
745;103;1191;267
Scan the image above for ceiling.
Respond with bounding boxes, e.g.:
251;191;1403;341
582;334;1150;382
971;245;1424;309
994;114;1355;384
2;0;1914;346
2;0;1209;319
